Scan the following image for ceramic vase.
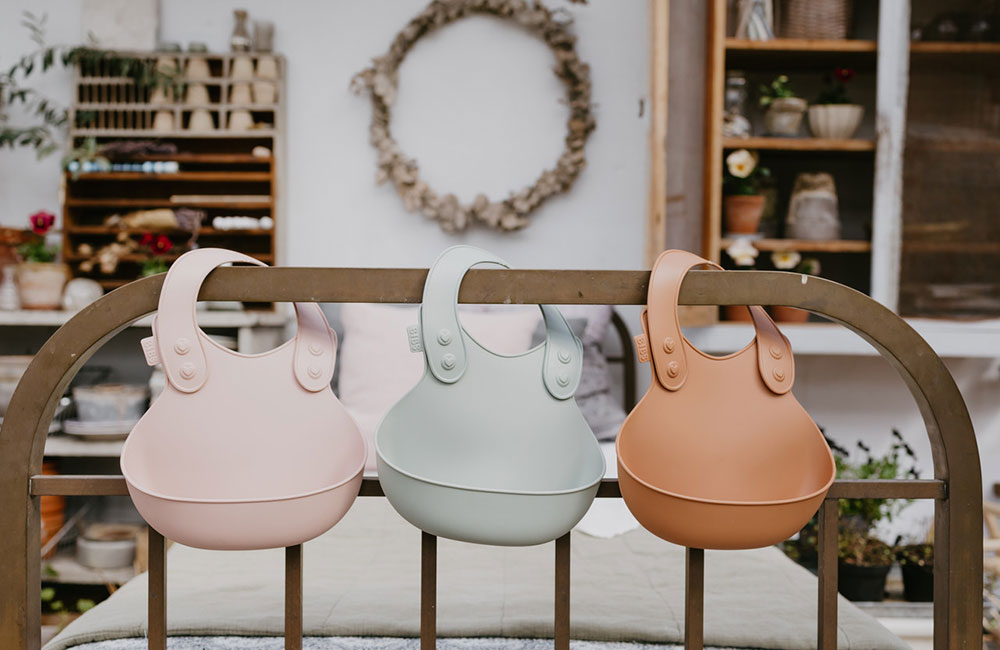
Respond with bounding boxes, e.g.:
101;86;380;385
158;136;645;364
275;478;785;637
808;104;864;139
764;97;807;136
0;266;19;310
16;262;69;310
724;194;766;235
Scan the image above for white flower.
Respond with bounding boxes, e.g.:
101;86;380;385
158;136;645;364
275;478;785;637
725;238;759;267
771;250;802;270
726;149;757;178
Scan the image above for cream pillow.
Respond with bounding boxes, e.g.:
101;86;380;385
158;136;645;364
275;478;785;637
338;303;541;472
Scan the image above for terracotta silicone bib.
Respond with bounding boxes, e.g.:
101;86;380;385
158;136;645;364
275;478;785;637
121;248;366;550
375;246;605;546
616;250;835;550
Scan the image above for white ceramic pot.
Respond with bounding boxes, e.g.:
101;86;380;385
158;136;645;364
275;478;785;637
228;109;253;131
230;55;255;81
252;80;276;105
229;82;252;105
15;262;68;310
808;104;864;139
149;85;174;105
764;97;807;137
152;110;175;132
77;533;136;569
73;384;148;422
188;108;215;131
61;277;103;311
185;57;212;81
256;55;278;80
0;355;33;416
185;83;210;105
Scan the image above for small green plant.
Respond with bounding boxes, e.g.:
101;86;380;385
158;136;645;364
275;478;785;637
839;528;894;567
896;543;933;568
835;429;919;528
758;74;798;107
1;12;183;158
17;210;58;263
815;67;856;105
723;148;771;196
41;584;95;631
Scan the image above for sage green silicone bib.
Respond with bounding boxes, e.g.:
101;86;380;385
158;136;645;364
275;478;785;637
375;245;605;546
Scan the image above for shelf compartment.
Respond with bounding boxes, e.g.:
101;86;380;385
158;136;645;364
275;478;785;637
723;137;876;152
719;238;872;253
725;38;878;69
67;198;272;209
67;171;272;182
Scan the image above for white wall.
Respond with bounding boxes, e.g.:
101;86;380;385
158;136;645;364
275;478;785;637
0;0;650;270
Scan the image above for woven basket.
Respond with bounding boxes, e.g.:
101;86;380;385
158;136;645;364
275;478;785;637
779;0;852;39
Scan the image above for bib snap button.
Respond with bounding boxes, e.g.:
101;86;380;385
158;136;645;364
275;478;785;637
557;350;571;364
663;337;675;354
173;338;190;355
556;371;570;387
769;345;783;360
666;361;680;378
179;363;196;380
308;342;323;356
437;329;452;345
307;364;322;379
773;368;785;382
441;353;456;371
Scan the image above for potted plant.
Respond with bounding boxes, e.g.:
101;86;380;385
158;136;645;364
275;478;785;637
721;238;758;322
759;75;807;137
838;527;894;601
769;252;820;322
138;233;174;277
835;430;921;601
809;68;864;139
723;149;771;235
896;542;933;602
15;211;68;310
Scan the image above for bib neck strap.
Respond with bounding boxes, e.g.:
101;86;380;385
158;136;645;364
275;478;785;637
419;245;582;400
645;249;793;395
154;248;337;394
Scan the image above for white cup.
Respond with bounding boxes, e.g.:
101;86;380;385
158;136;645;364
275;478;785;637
185;57;211;81
152;110;175;132
229;83;252;105
230;55;254;81
228;109;253;131
188;109;215;131
185;83;210;105
252;81;276;105
256;55;278;80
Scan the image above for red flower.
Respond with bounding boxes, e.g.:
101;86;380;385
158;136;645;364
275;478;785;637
151;234;173;255
139;232;155;247
29;211;56;235
834;67;855;83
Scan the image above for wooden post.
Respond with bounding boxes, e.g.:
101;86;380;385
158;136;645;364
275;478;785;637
645;0;670;266
285;545;303;650
147;529;166;650
421;532;437;650
817;500;839;650
554;533;571;650
685;547;704;650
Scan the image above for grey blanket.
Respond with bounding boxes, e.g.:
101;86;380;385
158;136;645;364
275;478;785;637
46;500;906;650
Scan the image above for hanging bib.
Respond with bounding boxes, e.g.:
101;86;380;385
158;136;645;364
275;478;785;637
375;246;605;546
616;250;835;550
121;248;366;550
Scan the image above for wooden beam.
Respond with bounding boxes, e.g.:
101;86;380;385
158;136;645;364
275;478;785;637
645;0;669;266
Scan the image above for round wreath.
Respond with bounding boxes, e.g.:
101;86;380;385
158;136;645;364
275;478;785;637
351;0;595;233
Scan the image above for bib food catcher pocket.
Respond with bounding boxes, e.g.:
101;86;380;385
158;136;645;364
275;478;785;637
375;245;605;546
121;248;366;550
616;249;835;550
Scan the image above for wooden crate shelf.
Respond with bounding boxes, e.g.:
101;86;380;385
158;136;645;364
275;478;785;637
722;137;876;152
719;238;872;253
726;38;877;52
725;38;878;69
63;50;283;290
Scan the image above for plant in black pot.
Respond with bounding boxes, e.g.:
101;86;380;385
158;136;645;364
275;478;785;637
833;430;920;602
896;542;933;602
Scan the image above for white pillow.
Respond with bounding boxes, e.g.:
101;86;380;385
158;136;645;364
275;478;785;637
338;303;541;472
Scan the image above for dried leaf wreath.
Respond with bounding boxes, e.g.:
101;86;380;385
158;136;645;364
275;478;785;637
351;0;595;233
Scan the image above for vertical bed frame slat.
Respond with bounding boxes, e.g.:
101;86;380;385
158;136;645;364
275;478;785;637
685;548;704;650
817;500;839;650
147;529;166;650
421;532;437;650
555;533;571;650
286;545;303;650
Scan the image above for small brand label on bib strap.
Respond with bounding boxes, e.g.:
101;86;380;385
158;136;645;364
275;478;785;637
141;336;161;366
407;325;423;353
635;334;650;364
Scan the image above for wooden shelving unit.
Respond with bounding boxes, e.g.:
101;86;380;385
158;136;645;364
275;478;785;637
699;0;900;322
62;51;284;290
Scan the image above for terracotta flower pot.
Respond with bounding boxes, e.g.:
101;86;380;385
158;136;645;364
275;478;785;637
808;104;864;139
722;305;753;322
15;262;69;310
764;97;807;136
771;305;810;323
724;195;766;235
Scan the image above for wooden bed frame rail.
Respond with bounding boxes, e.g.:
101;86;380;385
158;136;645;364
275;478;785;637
0;267;983;650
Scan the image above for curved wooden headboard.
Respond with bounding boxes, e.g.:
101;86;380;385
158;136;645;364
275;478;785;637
0;267;982;650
